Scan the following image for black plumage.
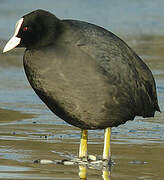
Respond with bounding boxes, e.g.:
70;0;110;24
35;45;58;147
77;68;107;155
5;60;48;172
5;9;161;129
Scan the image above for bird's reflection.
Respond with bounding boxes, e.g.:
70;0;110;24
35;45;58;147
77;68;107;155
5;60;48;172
78;165;111;180
102;166;111;180
79;165;87;180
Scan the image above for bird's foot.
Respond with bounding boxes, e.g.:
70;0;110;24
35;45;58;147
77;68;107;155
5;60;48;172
33;154;113;168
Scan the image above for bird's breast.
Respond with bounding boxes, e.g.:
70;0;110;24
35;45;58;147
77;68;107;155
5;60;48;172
23;47;113;128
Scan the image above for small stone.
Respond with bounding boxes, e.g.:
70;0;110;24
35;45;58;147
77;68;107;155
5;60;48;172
34;159;54;164
88;155;97;161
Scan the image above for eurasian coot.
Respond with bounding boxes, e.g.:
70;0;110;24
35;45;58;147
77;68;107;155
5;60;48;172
3;9;160;162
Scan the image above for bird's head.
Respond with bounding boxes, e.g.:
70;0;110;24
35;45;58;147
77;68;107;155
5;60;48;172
3;9;59;53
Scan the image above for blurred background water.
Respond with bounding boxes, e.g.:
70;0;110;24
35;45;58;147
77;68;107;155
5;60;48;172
1;0;164;39
0;0;164;180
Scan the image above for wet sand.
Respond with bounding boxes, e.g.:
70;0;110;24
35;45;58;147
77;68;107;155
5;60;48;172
0;33;164;179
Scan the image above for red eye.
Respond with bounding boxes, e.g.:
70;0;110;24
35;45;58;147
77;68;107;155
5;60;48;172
23;27;28;31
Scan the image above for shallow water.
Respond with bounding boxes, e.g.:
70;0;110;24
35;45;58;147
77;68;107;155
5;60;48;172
0;1;164;180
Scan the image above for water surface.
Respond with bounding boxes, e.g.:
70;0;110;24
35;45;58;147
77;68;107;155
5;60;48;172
0;1;164;179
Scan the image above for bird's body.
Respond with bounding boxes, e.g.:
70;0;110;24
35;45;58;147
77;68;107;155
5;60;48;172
23;19;159;129
3;9;160;163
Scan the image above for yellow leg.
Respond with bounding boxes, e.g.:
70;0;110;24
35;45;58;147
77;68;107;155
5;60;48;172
79;129;88;158
102;167;111;180
103;127;111;161
79;165;87;180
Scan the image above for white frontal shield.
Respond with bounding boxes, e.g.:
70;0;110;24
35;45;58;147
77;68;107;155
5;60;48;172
3;18;24;53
